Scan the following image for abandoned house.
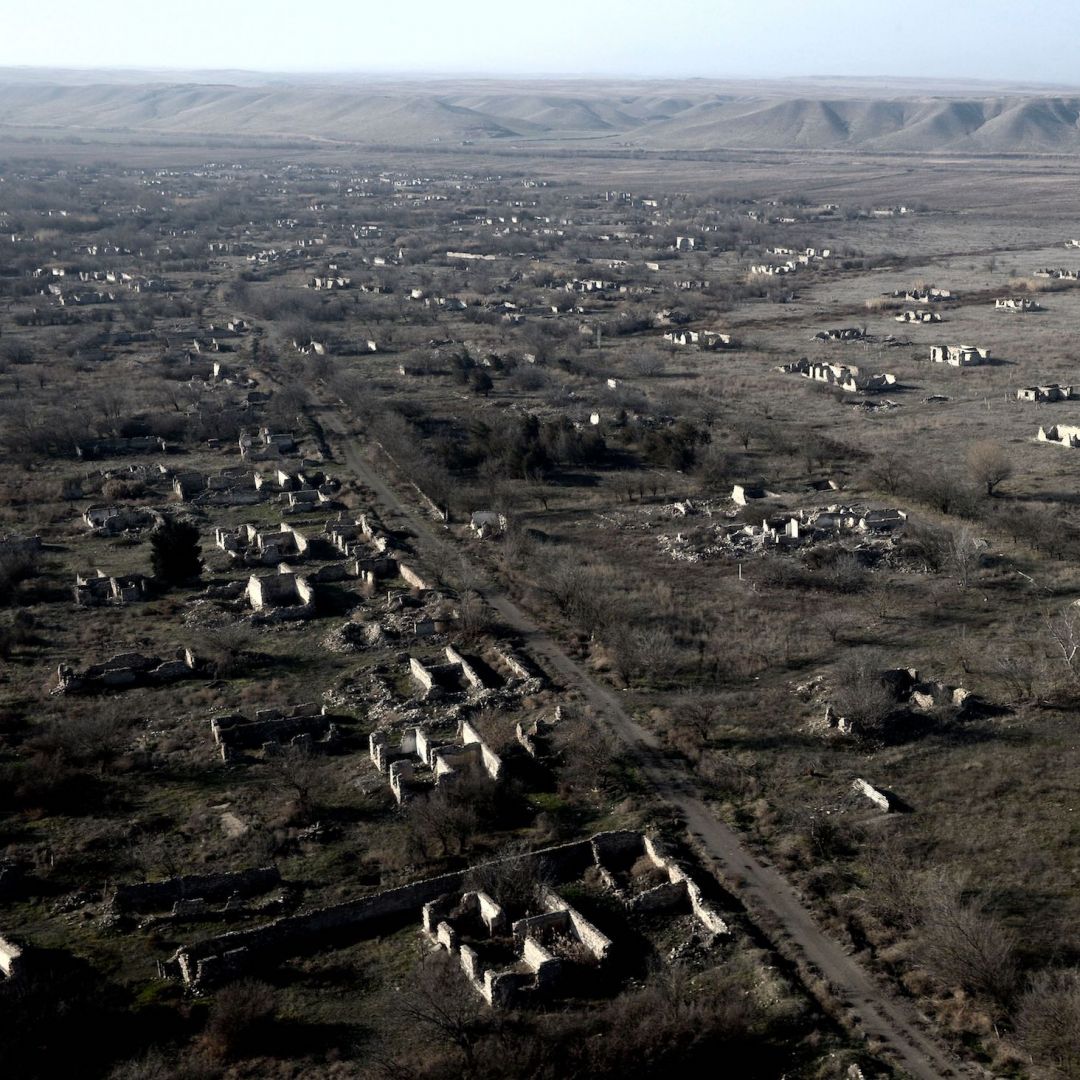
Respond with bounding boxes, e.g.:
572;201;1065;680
731;483;775;506
470;511;507;538
814;327;865;341
210;704;333;761
83;505;162;534
995;296;1041;312
239;429;298;460
423;885;610;1007
895;310;941;323
750;261;797;276
1017;384;1078;403
892;286;951;303
662;329;735;349
929;344;990;366
516;709;562;759
245;570;316;620
172;467;254;503
75;435;167;459
110;866;280;916
74;569;147;606
408;647;496;696
216;522;310;565
779;357;896;393
422;830;728;1008
1037;424;1080;447
369;717;503;803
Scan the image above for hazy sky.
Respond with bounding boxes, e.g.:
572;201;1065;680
3;0;1079;84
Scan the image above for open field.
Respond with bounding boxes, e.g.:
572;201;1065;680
1;95;1080;1078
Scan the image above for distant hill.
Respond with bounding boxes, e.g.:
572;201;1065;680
2;74;1080;153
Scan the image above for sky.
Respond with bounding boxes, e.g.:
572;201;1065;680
2;0;1079;85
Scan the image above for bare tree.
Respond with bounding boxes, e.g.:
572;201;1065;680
674;691;723;745
966;439;1014;498
1044;605;1080;685
610;623;681;686
384;946;484;1077
945;527;982;588
200;979;277;1062
817;607;849;644
265;743;328;824
728;410;762;451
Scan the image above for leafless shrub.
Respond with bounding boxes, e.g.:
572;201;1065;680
404;775;499;860
264;742;330;825
199;979;276;1062
610;623;682;685
1015;968;1080;1079
101;477;147;501
916;869;1018;1006
0;549;40;606
829;650;895;733
465;846;551;916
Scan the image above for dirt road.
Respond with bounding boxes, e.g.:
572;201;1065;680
320;405;973;1080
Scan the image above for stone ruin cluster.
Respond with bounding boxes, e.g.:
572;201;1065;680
146;831;730;999
779;358;897;394
656;503;907;563
53;647;203;695
210;704;337;763
425;830;729;1008
73;568;147;607
369;717;503;803
796;665;977;737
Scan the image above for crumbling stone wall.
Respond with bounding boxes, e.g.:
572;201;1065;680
493;645;536;682
408;657;435;692
211;705;330;760
54;647;200;695
162;834;611;988
112;867;281;914
398;563;432;591
459;718;503;780
852;778;892;812
444;645;488;690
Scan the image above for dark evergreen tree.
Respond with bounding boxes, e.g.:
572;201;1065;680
150;519;203;585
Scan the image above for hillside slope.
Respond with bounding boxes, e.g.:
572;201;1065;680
2;77;1080;152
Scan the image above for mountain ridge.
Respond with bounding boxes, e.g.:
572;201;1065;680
3;78;1080;153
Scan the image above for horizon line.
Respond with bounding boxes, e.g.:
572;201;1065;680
0;65;1076;92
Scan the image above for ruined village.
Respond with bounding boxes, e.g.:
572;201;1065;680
1;76;1080;1080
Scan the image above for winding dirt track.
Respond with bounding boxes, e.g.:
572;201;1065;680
320;404;974;1080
